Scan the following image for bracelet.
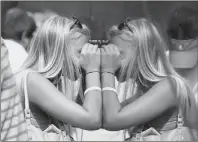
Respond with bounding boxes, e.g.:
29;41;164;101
84;86;101;95
102;87;117;94
86;71;100;75
101;71;114;75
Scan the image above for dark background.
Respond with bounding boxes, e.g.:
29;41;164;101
1;1;198;39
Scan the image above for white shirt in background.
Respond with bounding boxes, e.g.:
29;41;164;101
4;39;28;73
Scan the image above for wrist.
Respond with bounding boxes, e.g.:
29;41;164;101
101;69;115;74
85;68;100;74
86;71;100;75
101;71;114;76
102;72;115;88
84;86;101;96
86;71;100;88
102;87;117;94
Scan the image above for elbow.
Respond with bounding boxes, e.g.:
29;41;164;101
87;115;102;130
103;114;120;131
92;116;102;130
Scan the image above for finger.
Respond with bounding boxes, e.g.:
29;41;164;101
100;48;105;55
89;44;97;53
110;44;118;56
85;43;94;54
113;44;120;56
109;44;115;53
106;44;114;53
87;43;93;53
111;44;117;53
97;49;101;63
104;45;110;53
96;48;101;56
101;45;106;52
93;44;98;52
96;48;100;53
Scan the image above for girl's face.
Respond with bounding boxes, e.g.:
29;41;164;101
68;22;90;67
110;29;137;67
63;32;89;81
70;32;89;62
110;28;137;80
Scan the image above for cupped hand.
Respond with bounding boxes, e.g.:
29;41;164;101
101;44;121;74
79;43;101;73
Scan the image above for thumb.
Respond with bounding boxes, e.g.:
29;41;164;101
96;48;101;55
101;48;105;55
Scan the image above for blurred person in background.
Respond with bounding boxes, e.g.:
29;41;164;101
1;1;18;31
1;37;28;141
167;6;198;104
32;10;58;28
2;8;37;73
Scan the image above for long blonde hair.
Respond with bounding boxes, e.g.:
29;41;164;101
108;18;194;116
20;15;90;101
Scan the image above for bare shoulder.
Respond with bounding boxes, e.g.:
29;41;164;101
145;77;178;107
27;71;45;84
27;71;55;91
26;71;59;104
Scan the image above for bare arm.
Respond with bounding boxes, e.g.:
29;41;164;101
100;44;197;130
121;88;142;108
102;73;178;131
26;71;101;130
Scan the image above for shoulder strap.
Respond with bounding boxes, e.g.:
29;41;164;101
22;69;35;120
23;70;32;111
22;70;33;141
177;107;184;128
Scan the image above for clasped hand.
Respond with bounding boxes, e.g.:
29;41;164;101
79;43;122;74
